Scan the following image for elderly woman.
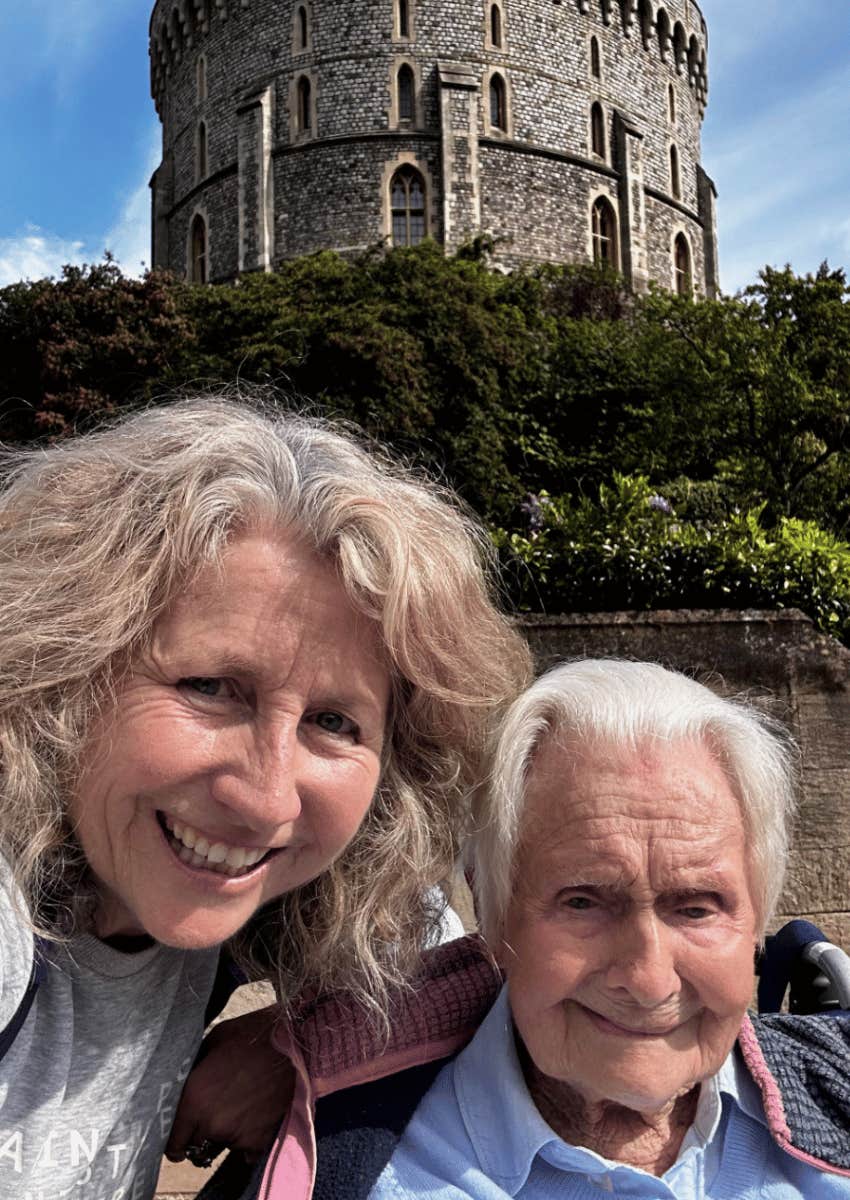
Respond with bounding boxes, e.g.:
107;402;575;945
0;398;531;1197
248;660;850;1200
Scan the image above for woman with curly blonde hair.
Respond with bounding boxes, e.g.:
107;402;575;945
0;397;531;1198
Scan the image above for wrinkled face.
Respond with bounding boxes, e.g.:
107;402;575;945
70;529;391;949
502;737;758;1115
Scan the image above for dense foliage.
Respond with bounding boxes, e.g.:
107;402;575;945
2;247;850;636
495;476;850;642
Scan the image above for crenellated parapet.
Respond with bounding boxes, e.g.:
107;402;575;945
150;0;708;117
150;0;251;113
148;0;718;295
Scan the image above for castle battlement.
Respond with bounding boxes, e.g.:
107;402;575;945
149;0;717;294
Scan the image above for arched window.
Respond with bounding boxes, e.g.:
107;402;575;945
591;197;618;268
673;22;687;74
590;36;601;79
670;144;681;199
668;82;676;123
656;8;671;60
297;76;311;133
398;64;415;123
170;8;184;58
638;0;653;48
489;73;507;131
298;5;308;49
391;166;426;247
190;214;207;283
688;34;700;84
674;233;692;296
196;55;207;103
197;121;208;180
490;4;502;48
590;102;605;158
398;0;410;38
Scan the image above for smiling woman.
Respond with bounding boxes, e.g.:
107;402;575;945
0;396;531;1197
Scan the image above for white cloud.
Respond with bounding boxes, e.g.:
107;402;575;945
0;226;86;288
0;131;160;288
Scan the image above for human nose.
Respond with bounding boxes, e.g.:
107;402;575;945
211;722;304;834
604;911;680;1006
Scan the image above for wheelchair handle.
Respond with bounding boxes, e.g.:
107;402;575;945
801;941;850;1011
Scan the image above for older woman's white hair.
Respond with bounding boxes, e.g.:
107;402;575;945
469;658;797;942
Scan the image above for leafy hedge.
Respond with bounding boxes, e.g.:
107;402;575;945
495;475;850;642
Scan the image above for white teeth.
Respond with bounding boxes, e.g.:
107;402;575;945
162;816;268;876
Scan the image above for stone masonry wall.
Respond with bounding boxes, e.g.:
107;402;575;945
150;0;715;292
517;609;850;949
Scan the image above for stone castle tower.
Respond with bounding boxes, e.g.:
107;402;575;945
149;0;717;295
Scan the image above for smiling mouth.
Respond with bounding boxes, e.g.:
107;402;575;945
579;1006;681;1038
158;813;274;878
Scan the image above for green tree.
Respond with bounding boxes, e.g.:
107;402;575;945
0;259;190;442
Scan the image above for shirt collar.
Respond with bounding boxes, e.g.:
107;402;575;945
452;984;568;1193
720;1035;771;1127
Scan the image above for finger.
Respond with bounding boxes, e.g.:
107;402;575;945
165;1112;199;1162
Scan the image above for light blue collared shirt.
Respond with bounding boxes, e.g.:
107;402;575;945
368;985;850;1200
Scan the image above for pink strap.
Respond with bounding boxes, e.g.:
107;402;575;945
257;1025;316;1200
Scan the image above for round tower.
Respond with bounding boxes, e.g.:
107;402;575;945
149;0;717;295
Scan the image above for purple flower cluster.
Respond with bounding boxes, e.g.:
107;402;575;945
520;493;550;534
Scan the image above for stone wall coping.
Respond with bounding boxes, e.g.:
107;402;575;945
513;609;850;686
516;608;814;630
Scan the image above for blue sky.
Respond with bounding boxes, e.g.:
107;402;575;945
0;1;848;293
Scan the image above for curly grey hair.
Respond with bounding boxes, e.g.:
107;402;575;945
0;397;532;1011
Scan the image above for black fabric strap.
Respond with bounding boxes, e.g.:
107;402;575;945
313;1058;449;1200
0;939;46;1062
204;953;248;1028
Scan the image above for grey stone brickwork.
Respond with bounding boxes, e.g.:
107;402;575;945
149;0;716;292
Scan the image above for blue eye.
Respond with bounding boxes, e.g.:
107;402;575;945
311;710;358;737
183;677;223;696
179;677;242;703
679;906;712;921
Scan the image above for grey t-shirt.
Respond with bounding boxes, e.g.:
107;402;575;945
0;861;220;1200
